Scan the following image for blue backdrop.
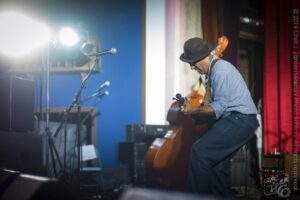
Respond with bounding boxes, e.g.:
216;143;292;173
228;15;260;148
4;0;144;168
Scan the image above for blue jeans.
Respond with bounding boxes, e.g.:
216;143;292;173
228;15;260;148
188;112;259;197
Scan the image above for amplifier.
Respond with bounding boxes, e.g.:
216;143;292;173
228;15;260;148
262;154;300;174
119;142;148;185
262;154;284;170
126;124;168;143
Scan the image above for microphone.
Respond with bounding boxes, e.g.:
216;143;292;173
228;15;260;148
96;81;110;93
90;48;117;56
98;91;109;99
81;90;109;104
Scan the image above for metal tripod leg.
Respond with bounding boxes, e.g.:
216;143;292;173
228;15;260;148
48;134;63;177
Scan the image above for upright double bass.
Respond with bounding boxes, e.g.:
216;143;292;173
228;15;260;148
145;36;228;190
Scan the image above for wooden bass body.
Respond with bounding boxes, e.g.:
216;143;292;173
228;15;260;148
145;102;210;190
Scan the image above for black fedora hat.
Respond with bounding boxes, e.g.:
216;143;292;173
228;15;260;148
180;37;213;63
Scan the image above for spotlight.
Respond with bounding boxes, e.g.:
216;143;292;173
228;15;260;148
0;11;51;58
58;27;79;47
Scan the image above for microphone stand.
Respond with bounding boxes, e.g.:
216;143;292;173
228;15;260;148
73;57;102;193
46;56;98;183
44;46;115;192
48;57;100;188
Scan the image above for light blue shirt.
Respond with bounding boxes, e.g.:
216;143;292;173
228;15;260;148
209;56;257;119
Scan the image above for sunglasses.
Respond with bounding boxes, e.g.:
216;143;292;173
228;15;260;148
189;61;198;70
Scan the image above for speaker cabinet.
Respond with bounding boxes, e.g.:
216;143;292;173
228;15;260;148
0;169;78;200
0;131;44;176
0;76;35;132
119;188;225;200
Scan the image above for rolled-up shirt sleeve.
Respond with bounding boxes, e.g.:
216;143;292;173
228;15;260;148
209;70;230;119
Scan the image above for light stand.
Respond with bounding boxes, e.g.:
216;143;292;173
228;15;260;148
44;43;63;178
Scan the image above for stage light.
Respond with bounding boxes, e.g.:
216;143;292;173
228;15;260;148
58;27;79;47
0;11;51;58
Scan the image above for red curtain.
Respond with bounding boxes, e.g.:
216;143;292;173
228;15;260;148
202;0;224;47
202;0;240;67
264;0;300;154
